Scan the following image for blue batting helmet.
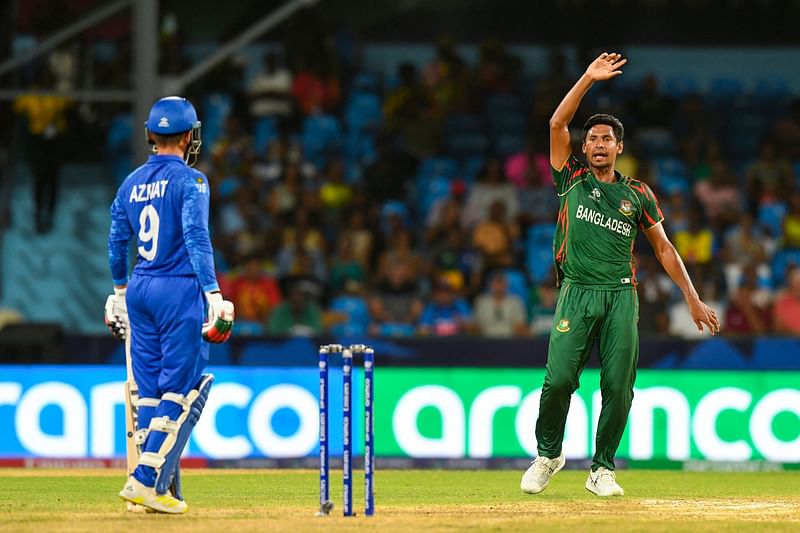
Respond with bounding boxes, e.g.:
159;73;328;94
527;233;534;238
146;96;199;134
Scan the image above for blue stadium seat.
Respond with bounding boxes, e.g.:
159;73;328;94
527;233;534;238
417;175;452;218
488;114;528;137
107;113;133;184
200;92;233;150
653;157;690;194
253;116;278;152
526;223;556;283
301;114;343;167
419;157;459;180
445;113;484;135
636;127;677;158
351;71;381;94
757;201;787;239
750;75;791;111
494;133;527;158
771;249;800;287
708;76;745;101
528;222;557;246
461;156;486;183
527;245;554;284
662;75;699;99
346;131;376;165
502;268;529;304
486;93;523;115
446;132;489;157
345;92;382;133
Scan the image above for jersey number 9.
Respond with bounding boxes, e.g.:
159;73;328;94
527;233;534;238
138;205;160;261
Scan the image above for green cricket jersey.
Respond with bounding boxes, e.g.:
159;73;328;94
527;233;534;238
551;155;664;289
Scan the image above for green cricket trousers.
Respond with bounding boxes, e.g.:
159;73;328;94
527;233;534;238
535;282;639;471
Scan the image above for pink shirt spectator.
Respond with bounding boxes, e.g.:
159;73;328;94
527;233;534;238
505;152;552;188
772;292;800;334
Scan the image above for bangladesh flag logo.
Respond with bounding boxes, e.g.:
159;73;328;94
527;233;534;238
556;319;571;332
619;199;634;217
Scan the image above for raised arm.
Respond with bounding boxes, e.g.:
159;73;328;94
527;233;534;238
644;223;720;334
550;52;627;170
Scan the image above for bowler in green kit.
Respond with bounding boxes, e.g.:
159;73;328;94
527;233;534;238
520;52;720;497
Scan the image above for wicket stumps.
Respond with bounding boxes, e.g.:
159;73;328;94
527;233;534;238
317;344;375;517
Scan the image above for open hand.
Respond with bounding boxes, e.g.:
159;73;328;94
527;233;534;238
585;52;627;81
688;298;720;335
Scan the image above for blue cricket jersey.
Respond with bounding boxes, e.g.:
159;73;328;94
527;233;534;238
108;154;219;292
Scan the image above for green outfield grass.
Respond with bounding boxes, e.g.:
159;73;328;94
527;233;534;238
0;468;798;532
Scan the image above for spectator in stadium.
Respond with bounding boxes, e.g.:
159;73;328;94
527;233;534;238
461;157;519;230
225;256;283;335
425;194;465;247
276;234;327;296
418;275;476;336
504;136;551;190
375;226;423;285
267;281;324;337
693;156;742;229
383;62;439;157
635;254;673;335
340;209;376;271
474;38;521;97
252;134;316;185
725;265;772;335
746;138;794;217
423;34;470;114
771;97;800;160
362;133;417;204
328;233;366;295
13;65;74;233
782;192;800;249
291;56;341;116
281;207;326;255
528;279;558;337
474;270;528;337
368;258;424;337
319;157;354;220
266;162;308;220
660;191;690;233
247;51;294;125
514;154;560;230
471;199;520;284
772;267;800;335
673;208;714;288
209;115;254;183
720;212;770;286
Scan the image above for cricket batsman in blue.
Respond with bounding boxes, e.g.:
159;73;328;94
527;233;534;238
105;96;235;514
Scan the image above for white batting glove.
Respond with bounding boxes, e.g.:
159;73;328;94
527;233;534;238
202;291;235;343
104;287;128;341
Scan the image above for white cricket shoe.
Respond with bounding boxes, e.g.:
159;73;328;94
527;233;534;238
119;475;188;514
520;453;565;494
585;467;624;496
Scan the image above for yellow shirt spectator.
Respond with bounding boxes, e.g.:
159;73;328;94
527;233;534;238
14;94;73;136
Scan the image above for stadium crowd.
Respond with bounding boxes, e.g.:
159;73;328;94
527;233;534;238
8;17;800;339
178;36;800;339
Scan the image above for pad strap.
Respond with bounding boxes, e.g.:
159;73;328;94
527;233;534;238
139;451;166;468
137;397;160;408
148;416;179;434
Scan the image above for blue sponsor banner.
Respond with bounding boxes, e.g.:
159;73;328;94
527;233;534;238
0;365;364;459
